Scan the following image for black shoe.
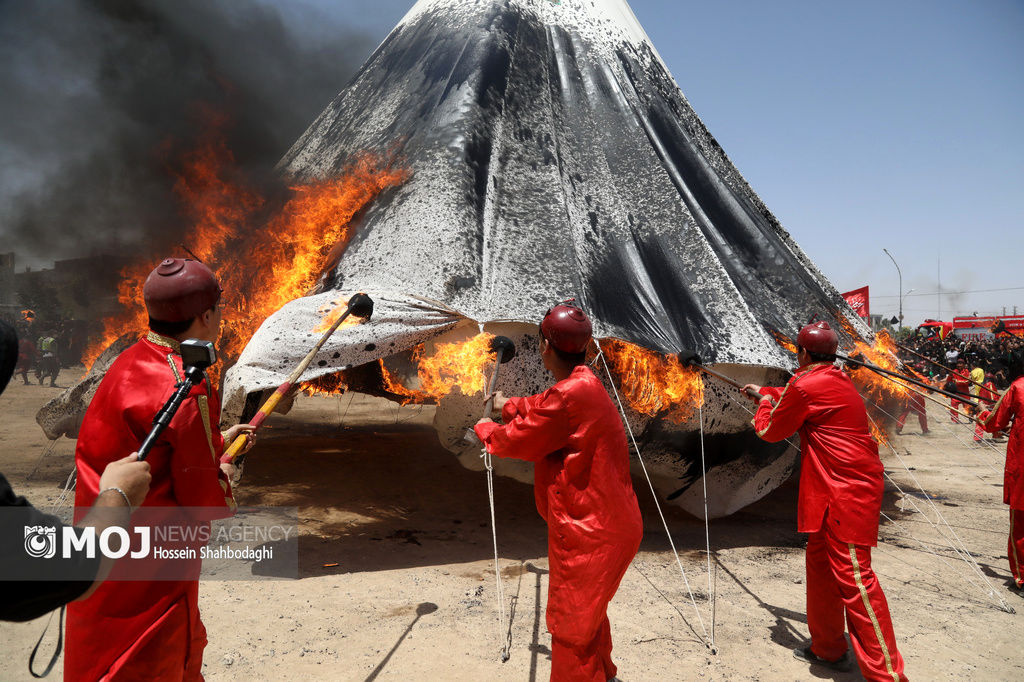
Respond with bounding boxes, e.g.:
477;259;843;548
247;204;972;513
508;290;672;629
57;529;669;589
793;646;853;672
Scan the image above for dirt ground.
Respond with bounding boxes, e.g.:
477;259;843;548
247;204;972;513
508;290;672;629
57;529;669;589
1;366;1021;681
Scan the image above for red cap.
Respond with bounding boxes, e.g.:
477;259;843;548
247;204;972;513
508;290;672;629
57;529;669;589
797;320;838;355
540;301;592;354
143;258;222;322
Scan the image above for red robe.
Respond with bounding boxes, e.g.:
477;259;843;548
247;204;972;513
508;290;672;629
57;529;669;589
980;377;1024;587
755;363;906;682
475;365;642;682
66;332;235;682
981;377;1024;510
754;363;883;546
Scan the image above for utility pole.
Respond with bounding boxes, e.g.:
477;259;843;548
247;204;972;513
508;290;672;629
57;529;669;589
883;248;903;325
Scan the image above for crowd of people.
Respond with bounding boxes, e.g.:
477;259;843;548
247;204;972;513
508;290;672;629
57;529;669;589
899;330;1024;390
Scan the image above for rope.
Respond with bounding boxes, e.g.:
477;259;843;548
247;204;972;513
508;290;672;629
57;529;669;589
864;407;1013;613
595;341;711;646
481;446;510;661
697;403;716;651
722;388;1013;613
51;468;76;516
26;440;59;481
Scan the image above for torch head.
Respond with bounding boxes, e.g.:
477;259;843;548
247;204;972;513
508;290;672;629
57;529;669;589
347;292;374;319
676;349;702;367
489;335;516;363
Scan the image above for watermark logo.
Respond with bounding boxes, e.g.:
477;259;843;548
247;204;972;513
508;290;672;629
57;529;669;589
24;525;57;559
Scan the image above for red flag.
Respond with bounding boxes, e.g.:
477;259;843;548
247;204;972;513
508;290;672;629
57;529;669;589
842;286;870;318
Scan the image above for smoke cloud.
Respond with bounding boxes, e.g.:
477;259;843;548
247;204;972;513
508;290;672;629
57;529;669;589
0;0;373;267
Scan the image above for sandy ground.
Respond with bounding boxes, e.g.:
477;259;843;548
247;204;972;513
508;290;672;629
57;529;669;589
1;366;1022;681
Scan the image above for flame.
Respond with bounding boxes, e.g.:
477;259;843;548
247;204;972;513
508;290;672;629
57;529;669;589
20;310;35;322
379;333;499;404
379;359;430;405
313;298;363;333
849;331;911;402
83;113;409;372
602;339;704;422
770;330;797;353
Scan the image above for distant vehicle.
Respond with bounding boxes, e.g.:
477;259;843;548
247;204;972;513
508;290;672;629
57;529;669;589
918;316;1023;341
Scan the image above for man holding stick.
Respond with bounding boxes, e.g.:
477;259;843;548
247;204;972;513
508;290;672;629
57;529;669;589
66;258;255;681
475;302;642;682
744;320;907;682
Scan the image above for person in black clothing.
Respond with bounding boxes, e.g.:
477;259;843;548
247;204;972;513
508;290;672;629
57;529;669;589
0;319;151;622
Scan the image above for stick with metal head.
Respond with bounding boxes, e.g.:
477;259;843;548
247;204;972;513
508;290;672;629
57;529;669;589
223;292;375;464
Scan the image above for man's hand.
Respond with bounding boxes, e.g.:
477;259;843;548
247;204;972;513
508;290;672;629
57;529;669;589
742;384;769;403
220;461;240;483
476;418;495;428
98;452;151;507
483;391;509;416
222;423;257;456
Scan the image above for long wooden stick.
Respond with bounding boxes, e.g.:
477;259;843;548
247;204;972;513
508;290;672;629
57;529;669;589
222;293;373;463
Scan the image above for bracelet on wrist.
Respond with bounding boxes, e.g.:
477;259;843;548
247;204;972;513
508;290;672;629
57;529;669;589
99;486;133;510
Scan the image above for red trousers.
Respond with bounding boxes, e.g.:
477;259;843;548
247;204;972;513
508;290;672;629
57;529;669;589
950;398;964;423
806;518;907;682
550;616;615;681
896;395;927;433
1010;509;1024;588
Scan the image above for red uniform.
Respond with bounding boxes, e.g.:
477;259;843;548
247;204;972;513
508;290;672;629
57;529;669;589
949;370;970;422
67;332;235;681
980;377;1024;588
973;381;999;442
475;365;642;682
754;362;907;682
896;393;928;435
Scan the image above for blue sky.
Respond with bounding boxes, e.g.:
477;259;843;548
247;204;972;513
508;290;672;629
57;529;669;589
286;0;1024;326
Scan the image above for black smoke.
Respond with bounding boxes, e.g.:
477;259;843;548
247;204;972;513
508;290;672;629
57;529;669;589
0;0;374;267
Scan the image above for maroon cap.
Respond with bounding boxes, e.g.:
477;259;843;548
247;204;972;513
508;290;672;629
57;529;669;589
143;258;222;322
796;320;839;355
540;301;593;354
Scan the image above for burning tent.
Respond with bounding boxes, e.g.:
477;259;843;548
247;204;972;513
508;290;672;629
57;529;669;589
221;0;871;518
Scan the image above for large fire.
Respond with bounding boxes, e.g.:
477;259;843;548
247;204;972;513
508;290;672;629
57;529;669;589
849;331;912;403
83;117;409;374
379;333;498;405
601;339;704;422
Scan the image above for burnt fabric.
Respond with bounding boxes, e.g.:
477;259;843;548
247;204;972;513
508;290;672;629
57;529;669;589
475;365;643;682
981;377;1024;587
66;332;235;682
754;362;906;681
896;393;927;434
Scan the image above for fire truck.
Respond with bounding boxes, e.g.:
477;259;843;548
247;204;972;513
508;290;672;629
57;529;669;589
918;316;1024;341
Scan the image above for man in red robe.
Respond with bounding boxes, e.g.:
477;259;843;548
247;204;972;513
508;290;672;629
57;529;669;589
475;302;643;682
947;358;971;423
66;258;255;681
978;375;1024;590
745;321;907;682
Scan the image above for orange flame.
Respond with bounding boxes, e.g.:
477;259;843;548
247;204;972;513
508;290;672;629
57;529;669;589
20;310;35;322
602;339;704;422
83;114;409;372
770;330;797;353
313;298;363;333
379;333;499;404
849;331;911;402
